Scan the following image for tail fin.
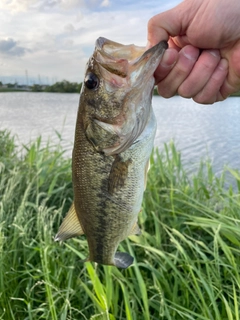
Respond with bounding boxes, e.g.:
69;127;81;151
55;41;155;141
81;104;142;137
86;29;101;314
114;252;134;269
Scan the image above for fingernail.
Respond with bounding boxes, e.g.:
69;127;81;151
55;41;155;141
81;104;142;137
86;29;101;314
160;50;176;68
182;46;199;60
218;58;228;71
209;50;220;57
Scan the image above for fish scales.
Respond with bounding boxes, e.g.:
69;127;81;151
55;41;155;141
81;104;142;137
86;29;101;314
55;37;167;268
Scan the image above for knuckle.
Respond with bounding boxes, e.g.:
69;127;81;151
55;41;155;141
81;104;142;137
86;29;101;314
147;16;157;30
193;90;217;104
193;96;215;105
173;64;190;78
178;84;192;98
157;85;176;98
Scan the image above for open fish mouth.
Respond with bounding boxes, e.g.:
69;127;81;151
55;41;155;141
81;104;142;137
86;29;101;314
94;37;168;86
85;37;168;156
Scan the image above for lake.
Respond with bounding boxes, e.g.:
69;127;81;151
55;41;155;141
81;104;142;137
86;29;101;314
0;92;240;176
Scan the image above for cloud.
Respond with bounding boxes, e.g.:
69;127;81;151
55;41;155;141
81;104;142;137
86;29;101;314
0;38;27;56
64;23;76;33
0;0;110;12
60;0;85;10
0;0;182;84
100;0;110;7
0;0;58;13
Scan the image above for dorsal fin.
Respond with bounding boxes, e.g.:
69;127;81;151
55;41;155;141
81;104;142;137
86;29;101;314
54;203;84;241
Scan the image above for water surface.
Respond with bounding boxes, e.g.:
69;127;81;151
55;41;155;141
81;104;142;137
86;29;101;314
0;92;240;175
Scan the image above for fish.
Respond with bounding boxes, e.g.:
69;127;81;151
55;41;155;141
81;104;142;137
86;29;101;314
55;37;167;269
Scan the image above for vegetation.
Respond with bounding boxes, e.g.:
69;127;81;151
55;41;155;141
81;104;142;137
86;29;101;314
1;129;240;319
229;90;240;97
42;80;82;93
0;80;82;93
1;81;240;96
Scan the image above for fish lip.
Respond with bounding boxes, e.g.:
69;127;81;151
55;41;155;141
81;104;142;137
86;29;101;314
94;37;168;85
131;40;168;66
95;37;168;65
96;37;108;49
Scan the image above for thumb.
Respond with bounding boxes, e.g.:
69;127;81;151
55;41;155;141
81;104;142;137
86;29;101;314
147;2;192;47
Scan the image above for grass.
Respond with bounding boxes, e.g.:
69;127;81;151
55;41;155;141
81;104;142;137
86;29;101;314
0;129;240;319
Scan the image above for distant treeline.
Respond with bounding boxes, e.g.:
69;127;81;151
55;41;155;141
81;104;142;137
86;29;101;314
32;80;82;93
1;80;240;96
0;80;82;93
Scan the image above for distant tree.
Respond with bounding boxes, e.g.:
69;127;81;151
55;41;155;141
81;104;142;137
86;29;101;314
32;84;43;92
44;80;82;93
0;81;2;87
7;83;15;88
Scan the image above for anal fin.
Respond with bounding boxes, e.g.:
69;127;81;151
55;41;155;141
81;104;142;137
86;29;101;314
114;252;134;269
54;202;84;241
129;221;141;236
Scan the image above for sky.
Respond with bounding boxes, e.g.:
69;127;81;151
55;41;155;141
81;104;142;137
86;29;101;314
0;0;181;85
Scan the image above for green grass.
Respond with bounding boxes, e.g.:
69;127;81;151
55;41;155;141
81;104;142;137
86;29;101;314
1;129;240;320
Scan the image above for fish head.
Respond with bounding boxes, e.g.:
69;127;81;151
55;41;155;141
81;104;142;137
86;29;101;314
80;37;167;155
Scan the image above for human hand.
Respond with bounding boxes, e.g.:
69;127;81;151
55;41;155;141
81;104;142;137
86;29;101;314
148;0;240;104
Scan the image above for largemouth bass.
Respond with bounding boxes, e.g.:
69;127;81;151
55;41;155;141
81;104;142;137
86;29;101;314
55;37;167;269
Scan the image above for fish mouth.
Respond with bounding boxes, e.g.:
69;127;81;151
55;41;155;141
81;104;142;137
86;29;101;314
88;37;167;155
94;37;168;84
96;37;147;65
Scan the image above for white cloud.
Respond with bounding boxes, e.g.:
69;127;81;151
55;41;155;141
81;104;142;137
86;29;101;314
60;0;85;10
0;0;182;84
100;0;110;7
0;0;113;12
64;23;76;33
0;0;60;13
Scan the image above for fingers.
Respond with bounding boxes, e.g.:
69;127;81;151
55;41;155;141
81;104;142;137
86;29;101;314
220;40;240;99
193;59;228;104
156;45;200;98
156;47;230;104
154;48;178;84
178;50;222;98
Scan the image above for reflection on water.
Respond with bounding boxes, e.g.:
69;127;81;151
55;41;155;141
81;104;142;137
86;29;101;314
0;92;240;175
153;95;240;175
0;92;79;154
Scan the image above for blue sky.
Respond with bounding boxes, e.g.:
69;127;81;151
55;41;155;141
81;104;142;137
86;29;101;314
0;0;181;85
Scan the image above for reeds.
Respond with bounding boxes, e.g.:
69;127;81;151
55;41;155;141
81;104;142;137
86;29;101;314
0;130;240;319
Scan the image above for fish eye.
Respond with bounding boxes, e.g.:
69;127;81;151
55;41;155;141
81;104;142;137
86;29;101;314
84;72;99;90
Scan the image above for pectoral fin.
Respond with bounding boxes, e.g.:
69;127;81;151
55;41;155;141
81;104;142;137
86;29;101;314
108;155;132;194
85;121;120;153
54;203;84;241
